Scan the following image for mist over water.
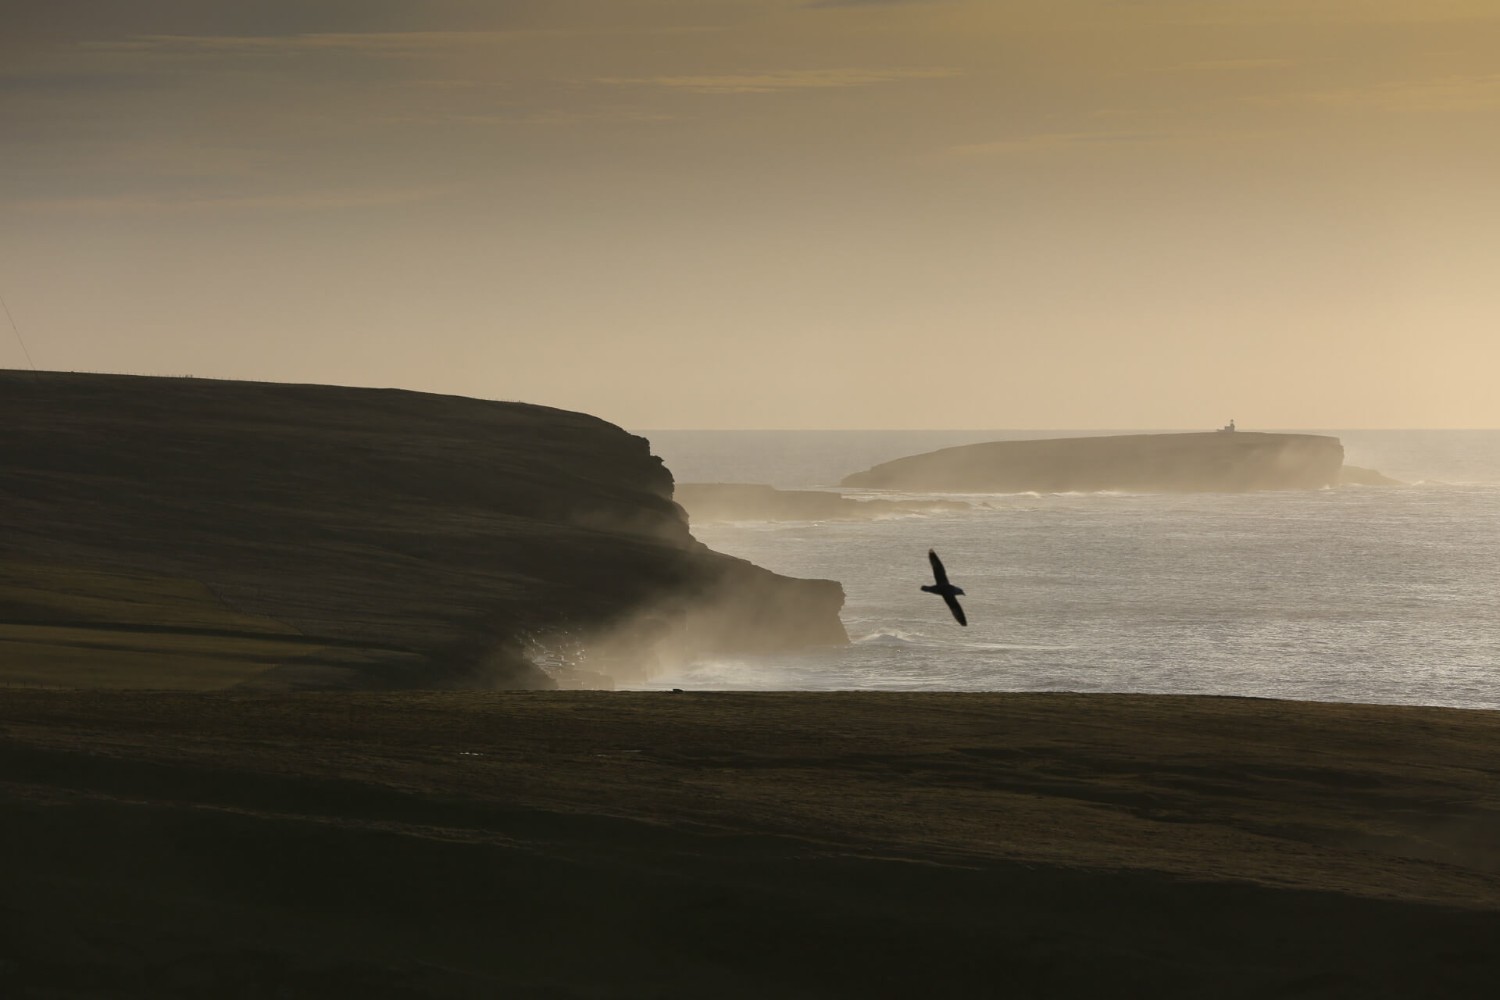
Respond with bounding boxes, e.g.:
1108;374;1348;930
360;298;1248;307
634;430;1500;709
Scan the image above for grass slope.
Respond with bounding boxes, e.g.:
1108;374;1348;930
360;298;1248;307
3;690;1499;997
0;561;353;689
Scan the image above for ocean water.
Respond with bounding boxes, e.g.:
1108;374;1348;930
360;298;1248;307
631;430;1500;710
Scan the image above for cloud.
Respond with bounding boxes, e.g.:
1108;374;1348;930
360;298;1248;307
84;30;537;57
1145;0;1500;28
6;1;541;47
804;0;946;6
1256;74;1500;113
13;184;450;217
948;130;1176;156
383;108;675;127
82;22;726;59
599;67;959;94
1169;58;1296;73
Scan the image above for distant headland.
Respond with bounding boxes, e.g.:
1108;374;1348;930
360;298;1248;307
841;431;1352;493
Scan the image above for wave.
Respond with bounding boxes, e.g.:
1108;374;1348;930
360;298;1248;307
629;657;796;691
1045;489;1146;498
962;642;1079;652
855;629;927;647
854;628;1078;655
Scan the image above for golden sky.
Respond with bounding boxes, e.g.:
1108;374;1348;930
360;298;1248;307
4;0;1499;427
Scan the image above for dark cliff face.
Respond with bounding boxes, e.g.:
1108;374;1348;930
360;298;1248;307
0;371;846;690
842;433;1346;493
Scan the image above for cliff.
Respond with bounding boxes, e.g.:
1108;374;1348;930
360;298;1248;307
841;432;1345;493
0;371;846;690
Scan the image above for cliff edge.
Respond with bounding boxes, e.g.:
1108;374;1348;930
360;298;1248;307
0;371;846;690
842;432;1345;493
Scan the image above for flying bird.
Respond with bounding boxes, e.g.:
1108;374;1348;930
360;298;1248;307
921;549;967;626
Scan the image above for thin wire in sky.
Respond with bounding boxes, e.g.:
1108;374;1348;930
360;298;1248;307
1;288;37;370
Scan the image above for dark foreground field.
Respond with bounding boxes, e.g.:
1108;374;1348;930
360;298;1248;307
3;691;1499;998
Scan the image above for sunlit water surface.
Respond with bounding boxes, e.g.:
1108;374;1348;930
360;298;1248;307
630;430;1500;709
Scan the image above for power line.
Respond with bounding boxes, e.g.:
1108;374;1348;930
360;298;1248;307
0;289;37;371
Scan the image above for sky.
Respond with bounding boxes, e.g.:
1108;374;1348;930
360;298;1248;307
4;0;1499;428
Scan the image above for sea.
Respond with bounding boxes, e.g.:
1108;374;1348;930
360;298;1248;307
628;430;1500;710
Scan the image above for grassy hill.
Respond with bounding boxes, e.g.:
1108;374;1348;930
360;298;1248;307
3;690;1498;997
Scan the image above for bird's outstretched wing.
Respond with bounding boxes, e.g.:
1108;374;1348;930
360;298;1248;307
928;549;950;587
943;592;968;626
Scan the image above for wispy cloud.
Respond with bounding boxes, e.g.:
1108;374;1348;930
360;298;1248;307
600;67;959;94
14;184;450;217
1169;58;1296;73
1151;1;1500;28
86;24;725;58
1256;74;1500;113
948;130;1175;156
382;108;675;127
85;31;538;56
805;0;948;7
